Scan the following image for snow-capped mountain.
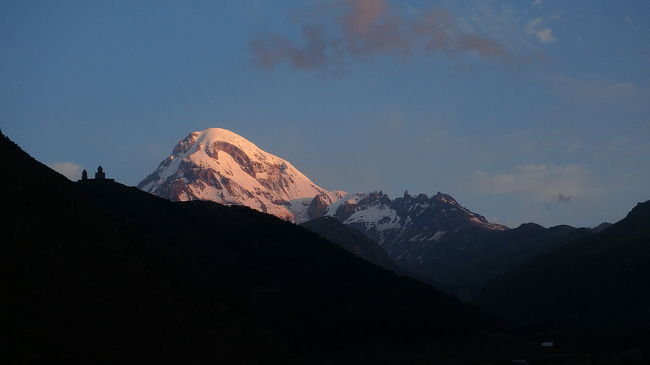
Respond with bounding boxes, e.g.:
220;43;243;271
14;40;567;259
313;190;507;260
138;128;344;222
307;190;512;297
139;127;507;233
139;128;516;295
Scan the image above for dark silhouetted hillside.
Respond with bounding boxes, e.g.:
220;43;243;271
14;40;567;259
1;132;539;363
413;222;594;301
0;132;294;364
301;216;394;270
477;199;650;353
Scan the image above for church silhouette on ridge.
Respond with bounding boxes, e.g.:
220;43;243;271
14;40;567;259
80;166;114;182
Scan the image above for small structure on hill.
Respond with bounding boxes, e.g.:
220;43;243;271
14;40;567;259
79;166;114;182
95;166;106;179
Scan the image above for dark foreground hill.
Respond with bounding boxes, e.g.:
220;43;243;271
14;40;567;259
0;132;541;363
412;222;595;301
300;216;395;270
0;134;294;364
477;200;650;352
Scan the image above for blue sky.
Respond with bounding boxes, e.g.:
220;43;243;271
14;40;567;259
2;0;649;227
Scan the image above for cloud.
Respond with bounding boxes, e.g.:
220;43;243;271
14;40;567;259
526;17;556;43
536;28;555;43
578;82;637;101
49;162;83;180
470;164;598;203
343;0;387;36
552;76;640;102
607;135;649;154
506;130;585;154
250;0;543;72
624;14;650;37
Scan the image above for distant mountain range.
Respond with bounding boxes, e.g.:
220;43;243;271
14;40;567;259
138;128;609;300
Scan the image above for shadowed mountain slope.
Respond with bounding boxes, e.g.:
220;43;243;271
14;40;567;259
304;191;593;301
301;216;394;270
0;133;294;364
428;223;595;301
477;200;650;349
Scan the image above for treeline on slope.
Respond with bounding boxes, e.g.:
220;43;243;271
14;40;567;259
0;131;535;364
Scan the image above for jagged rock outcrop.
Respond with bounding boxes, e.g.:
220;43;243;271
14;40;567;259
315;190;506;264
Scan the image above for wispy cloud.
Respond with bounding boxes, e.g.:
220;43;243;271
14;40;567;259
526;17;556;43
49;161;83;181
469;164;598;203
623;14;650;36
552;76;641;103
578;82;637;101
607;135;649;155
250;0;545;72
506;130;585;154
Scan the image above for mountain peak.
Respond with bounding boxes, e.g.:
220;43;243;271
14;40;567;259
138;127;335;222
434;192;459;206
196;127;243;138
626;200;650;220
190;128;259;152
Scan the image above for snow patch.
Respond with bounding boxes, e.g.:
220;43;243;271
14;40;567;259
344;204;401;232
428;230;446;241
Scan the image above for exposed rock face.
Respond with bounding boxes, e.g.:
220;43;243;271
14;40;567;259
138;128;342;222
307;191;597;300
307;192;342;220
317;190;507;262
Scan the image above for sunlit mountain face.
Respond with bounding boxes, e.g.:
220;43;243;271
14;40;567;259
138;128;345;222
138;128;506;230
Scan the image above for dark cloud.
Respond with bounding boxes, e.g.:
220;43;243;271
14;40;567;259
249;0;542;72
